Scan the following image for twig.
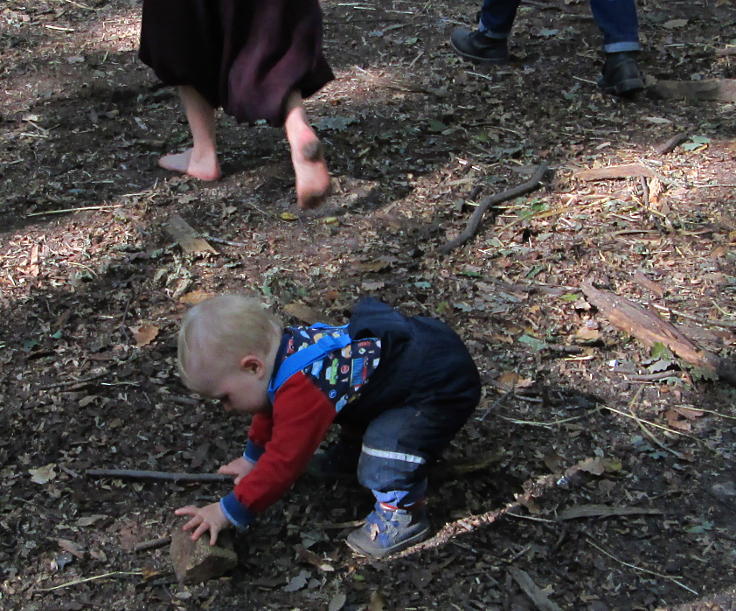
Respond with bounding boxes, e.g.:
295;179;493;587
37;570;144;592
640;176;650;207
39;370;107;391
653;132;689;155
586;539;698;595
506;512;556;523
440;164;549;253
202;235;250;247
598;404;694;440
686;407;736;421
494;414;585;427
86;469;232;483
627;387;686;460
134;536;172;552
26;205;123;217
57;0;97;10
650;303;736;329
613;370;680;382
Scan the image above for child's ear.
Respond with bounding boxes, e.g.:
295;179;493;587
239;355;265;376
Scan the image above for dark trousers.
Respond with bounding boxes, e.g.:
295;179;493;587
342;315;481;508
479;0;640;52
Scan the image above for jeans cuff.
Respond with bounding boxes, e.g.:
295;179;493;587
604;41;641;53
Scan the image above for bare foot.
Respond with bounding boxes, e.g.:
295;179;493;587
290;133;331;209
158;148;221;181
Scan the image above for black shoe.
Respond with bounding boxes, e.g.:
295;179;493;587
450;28;509;64
598;51;644;97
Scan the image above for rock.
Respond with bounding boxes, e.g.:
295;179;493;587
170;529;238;584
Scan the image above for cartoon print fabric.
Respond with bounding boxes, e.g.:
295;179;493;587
281;325;381;412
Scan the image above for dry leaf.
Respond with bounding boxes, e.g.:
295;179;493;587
361;280;385;291
283;302;321;323
368;590;386;611
577;457;606;476
557;504;663;520
663;18;688;29
575;326;601;342
78;395;97;408
129;324;160;347
179;290;214;305
674;406;704;420
328;592;347;611
29;464;57;484
355;257;396;273
57;538;85;559
494;371;534;392
77;514;108;527
543;453;564;473
280;212;298;221
665;409;692;431
283;570;309;592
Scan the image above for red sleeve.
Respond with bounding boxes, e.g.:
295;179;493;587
233;373;336;513
248;411;273;447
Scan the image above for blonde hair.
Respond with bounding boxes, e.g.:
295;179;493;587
177;295;281;390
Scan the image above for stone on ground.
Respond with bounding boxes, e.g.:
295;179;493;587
170;529;238;583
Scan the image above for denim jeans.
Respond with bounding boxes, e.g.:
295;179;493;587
479;0;640;53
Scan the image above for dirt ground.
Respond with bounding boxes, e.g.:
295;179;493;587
1;0;736;609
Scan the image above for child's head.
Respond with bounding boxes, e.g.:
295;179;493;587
178;295;282;409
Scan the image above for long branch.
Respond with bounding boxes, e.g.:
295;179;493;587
440;163;549;254
86;469;232;483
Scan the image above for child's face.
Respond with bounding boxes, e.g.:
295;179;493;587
185;350;270;415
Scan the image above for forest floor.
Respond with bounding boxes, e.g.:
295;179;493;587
1;0;735;609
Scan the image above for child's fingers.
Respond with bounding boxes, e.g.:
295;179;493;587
191;521;210;542
174;505;198;516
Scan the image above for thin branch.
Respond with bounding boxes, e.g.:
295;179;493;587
598;405;692;439
26;205;123;217
494;414;586;427
440;164;549;253
626;387;686;460
86;469;232;483
650;303;736;329
586;539;698;595
134;536;172;552
37;570;145;592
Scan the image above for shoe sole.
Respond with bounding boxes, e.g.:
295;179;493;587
599;77;645;97
345;526;430;559
449;40;509;65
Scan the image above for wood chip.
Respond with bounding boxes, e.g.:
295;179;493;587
575;163;658;181
164;214;217;254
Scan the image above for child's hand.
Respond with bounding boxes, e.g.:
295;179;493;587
217;456;254;485
174;502;230;545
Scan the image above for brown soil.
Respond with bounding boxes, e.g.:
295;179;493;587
1;1;735;609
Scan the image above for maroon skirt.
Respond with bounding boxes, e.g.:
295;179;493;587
139;0;334;126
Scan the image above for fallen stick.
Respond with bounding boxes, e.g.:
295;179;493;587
440;164;549;253
649;79;736;102
653;132;689;155
575;163;658;181
581;279;736;386
135;536;172;553
86;469;232;483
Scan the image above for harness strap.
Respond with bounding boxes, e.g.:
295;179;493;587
267;325;351;402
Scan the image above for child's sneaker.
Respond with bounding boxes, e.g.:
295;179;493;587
306;438;361;480
346;502;430;558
